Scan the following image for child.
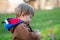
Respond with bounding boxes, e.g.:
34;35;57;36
3;3;40;40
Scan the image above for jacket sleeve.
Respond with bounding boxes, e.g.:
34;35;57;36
29;30;40;40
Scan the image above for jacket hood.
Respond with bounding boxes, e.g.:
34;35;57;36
3;18;23;31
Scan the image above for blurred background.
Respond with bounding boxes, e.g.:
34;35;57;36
0;0;60;40
0;0;60;13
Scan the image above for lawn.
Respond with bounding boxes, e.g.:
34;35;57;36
0;8;60;40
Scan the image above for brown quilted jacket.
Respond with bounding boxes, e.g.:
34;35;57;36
10;23;40;40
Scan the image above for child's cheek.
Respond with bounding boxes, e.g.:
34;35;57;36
27;18;31;22
29;18;31;21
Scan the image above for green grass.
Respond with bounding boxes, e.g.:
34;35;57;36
0;8;60;40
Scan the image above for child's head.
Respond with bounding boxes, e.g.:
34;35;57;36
15;3;34;23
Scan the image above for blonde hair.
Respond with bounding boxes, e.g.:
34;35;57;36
15;3;34;18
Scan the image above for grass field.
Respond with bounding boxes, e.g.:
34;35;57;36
0;8;60;40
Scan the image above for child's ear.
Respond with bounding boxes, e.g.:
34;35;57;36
21;11;26;17
22;14;25;17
